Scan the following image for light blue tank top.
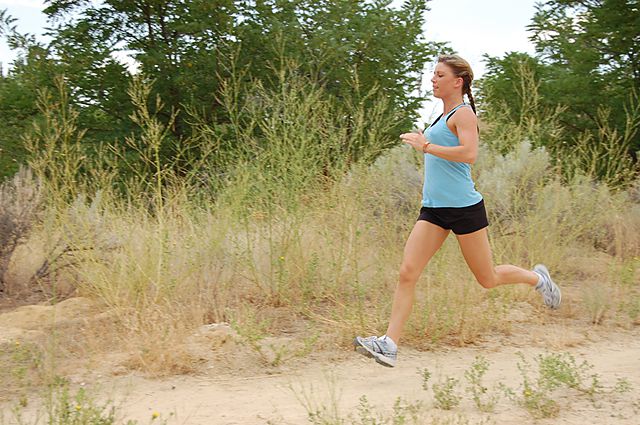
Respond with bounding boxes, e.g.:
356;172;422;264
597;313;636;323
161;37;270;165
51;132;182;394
422;103;483;208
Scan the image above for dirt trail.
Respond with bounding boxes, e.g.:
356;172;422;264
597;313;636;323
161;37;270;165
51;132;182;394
100;325;640;425
1;298;639;424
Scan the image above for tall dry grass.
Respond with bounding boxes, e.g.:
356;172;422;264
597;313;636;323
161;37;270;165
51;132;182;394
3;59;639;383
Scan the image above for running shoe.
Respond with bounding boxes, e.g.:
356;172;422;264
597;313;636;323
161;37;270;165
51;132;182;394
353;335;397;367
533;264;561;309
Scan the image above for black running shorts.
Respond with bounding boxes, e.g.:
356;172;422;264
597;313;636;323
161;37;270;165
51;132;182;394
417;199;489;235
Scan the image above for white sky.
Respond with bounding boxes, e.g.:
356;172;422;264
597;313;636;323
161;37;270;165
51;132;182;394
417;0;538;123
0;0;539;124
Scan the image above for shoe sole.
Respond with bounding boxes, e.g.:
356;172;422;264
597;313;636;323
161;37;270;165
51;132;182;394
353;338;396;367
535;264;562;309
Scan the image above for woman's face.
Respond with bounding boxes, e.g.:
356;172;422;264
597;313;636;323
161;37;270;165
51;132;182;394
431;62;462;99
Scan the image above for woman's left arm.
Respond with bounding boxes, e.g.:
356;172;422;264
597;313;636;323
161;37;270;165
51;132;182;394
400;108;479;164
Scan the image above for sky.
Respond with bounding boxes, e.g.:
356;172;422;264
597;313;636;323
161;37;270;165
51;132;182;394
417;0;539;122
0;0;539;124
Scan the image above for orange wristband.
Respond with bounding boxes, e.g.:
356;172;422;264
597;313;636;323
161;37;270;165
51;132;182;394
422;141;431;153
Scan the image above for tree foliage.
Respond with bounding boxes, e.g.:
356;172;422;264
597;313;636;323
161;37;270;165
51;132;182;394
478;0;640;174
0;0;442;182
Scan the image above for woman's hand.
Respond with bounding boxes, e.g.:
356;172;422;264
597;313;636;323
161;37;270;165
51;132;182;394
399;130;427;152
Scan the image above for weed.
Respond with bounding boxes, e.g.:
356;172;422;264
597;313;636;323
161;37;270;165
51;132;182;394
291;372;345;425
464;356;499;412
417;367;431;391
537;352;603;398
612;377;633;394
4;382;173;425
432;377;461;410
514;352;561;418
582;283;611;324
45;385;118;425
229;305;270;353
512;351;604;418
354;395;384;425
1;340;45;400
390;397;423;425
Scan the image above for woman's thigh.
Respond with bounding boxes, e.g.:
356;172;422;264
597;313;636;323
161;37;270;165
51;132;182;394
400;220;450;279
455;227;495;284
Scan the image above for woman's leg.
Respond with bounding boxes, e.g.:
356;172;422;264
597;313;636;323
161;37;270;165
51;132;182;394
385;221;450;344
455;227;538;289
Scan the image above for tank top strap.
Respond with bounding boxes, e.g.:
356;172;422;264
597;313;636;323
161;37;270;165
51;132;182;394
445;102;469;119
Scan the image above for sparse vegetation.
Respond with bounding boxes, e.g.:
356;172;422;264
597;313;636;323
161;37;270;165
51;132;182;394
506;352;605;418
464;356;499;412
1;382;173;425
0;15;639;424
1;57;639;397
0;167;42;295
432;377;462;411
291;351;638;424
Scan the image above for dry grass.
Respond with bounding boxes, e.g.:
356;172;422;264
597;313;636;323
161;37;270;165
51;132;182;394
5;141;638;382
1;66;639;391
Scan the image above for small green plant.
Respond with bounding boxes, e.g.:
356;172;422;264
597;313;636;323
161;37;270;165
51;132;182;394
354;395;384;425
4;381;173;425
515;352;560;418
537;352;603;398
45;385;118;425
8;340;44;383
390;397;423;425
291;373;345;425
229;305;273;362
513;351;604;418
612;377;633;394
464;356;499;412
417;367;432;391
497;382;515;400
432;377;461;410
521;388;560;420
1;339;45;401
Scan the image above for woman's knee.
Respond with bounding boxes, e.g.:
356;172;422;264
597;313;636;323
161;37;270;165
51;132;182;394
475;270;498;289
398;263;421;285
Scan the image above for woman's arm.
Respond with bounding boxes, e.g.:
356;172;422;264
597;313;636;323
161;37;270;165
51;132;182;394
400;107;479;164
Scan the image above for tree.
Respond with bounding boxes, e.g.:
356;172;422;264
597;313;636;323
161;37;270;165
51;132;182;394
0;9;58;179
1;0;441;181
478;0;640;164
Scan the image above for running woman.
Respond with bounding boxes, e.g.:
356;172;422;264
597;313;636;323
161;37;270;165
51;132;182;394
354;54;561;368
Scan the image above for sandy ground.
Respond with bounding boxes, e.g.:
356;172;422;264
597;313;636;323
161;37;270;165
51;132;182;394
102;326;640;425
1;298;639;425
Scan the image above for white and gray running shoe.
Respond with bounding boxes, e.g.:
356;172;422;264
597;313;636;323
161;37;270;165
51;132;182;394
353;335;397;367
533;264;561;309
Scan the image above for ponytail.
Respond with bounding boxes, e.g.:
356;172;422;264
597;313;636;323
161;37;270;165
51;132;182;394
463;80;476;115
463;82;479;133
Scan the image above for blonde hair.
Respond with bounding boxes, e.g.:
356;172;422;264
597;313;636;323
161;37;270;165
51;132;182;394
437;54;476;114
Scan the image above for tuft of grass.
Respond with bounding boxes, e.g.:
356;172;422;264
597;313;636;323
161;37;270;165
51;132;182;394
432;377;462;411
582;283;612;325
509;351;604;418
0;166;42;295
0;340;45;402
417;367;432;391
2;381;174;425
612;377;633;394
464;356;499;413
